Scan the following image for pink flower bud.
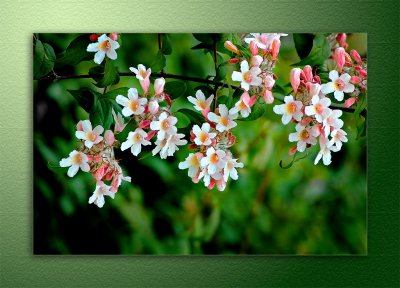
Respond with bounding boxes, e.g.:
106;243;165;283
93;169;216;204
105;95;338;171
94;156;102;163
264;74;275;89
344;97;356;108
290;68;301;94
313;75;321;84
350;76;362;84
89;34;99;42
350;49;362;63
139;119;151;129
250;41;258;56
359;69;367;77
201;107;210;118
224;41;239;54
249;95;258;107
261;89;274;104
336;33;347;47
303;65;313;82
93;165;109;181
300;117;312;126
145;130;157;141
148;100;159;114
250;55;263;67
110;176;119;193
334;47;346;72
228;58;240;64
104;130;115;146
76;120;84;131
288;145;297;156
140;78;150;94
308;83;321;97
109;33;118;40
164;94;172;106
271;39;281;59
154;77;165;95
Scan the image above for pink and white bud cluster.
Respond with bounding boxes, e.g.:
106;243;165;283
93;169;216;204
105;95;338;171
59;119;131;208
274;66;349;165
179;91;243;191
116;64;187;160
227;33;287;114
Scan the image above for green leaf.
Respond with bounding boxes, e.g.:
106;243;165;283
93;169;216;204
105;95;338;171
161;34;172;55
237;99;266;121
88;65;104;82
33;40;55;79
67;88;96;112
94;59;120;88
354;92;367;116
293;33;315;59
279;151;309;169
214;61;229;82
90;95;114;131
176;108;204;125
291;34;330;67
174;111;191;128
103;87;130;101
56;34;92;67
203;205;221;242
218;95;232;108
191;43;212;50
165;81;187;99
194;85;214;96
150;50;166;73
355;114;366;140
47;161;68;173
193;33;224;45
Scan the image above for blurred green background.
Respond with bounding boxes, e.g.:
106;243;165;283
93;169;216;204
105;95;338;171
33;33;366;255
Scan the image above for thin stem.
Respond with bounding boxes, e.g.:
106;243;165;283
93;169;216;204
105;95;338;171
158;33;165;75
213;39;218;111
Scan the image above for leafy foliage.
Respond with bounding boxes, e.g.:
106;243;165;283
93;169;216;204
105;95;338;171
33;39;56;79
292;34;330;66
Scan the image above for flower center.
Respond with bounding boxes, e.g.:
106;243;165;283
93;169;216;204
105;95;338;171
161;119;170;130
133;133;142;142
189;155;199;167
128;100;139;112
98;40;111;51
285;102;297;114
198;131;208;143
218;116;229;127
238;101;246;110
334;79;345;91
210;153;219;164
139;70;147;79
315;103;324;114
71;153;82;164
196;100;207;109
86;132;97;142
243;71;253;83
299;129;309;141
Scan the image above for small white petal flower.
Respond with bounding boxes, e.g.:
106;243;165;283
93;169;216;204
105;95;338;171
200;147;226;175
231;60;262;91
179;152;203;178
314;137;339;166
192;123;217;146
198;167;222;188
187;90;214;111
162;130;187;157
322;109;344;137
304;95;331;123
327;128;348;150
116;88;148;117
59;150;90;177
121;128;151;156
152;138;168;159
88;181;115;208
288;123;317;152
129;64;151;81
86;34;120;64
112;109;126;133
244;33;267;49
207;104;238;132
75;120;104;148
321;70;355;101
223;155;244;182
150;112;178;140
231;92;252;118
273;95;303;125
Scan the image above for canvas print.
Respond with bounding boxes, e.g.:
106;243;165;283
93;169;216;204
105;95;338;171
33;33;367;254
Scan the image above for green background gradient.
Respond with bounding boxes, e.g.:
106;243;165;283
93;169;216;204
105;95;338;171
1;0;399;286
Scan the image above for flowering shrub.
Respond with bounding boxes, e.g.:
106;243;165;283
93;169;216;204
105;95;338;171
34;33;367;208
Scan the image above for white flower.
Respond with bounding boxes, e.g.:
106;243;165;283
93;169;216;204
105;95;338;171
121;128;151;156
86;34;120;64
322;109;344;137
152;138;168;159
75;120;104;148
192;123;217;146
162;130;187;157
110;163;131;193
116;88;147;117
314;137;339;166
327;128;348;150
231;92;252;118
178;152;202;178
148;100;159;114
223;155;244;182
244;33;268;49
150;112;178;140
288;124;317;152
273;95;303;125
231;60;262;91
112;109;126;133
187;90;214;111
129;64;151;81
321;70;355;101
200;147;226;175
305;95;331;123
207;104;238;132
59;150;90;177
198;167;222;187
88;181;114;208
